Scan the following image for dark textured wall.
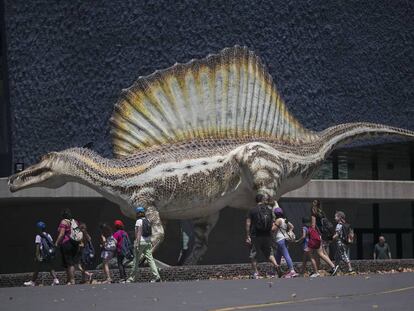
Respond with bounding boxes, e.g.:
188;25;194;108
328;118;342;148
4;0;414;165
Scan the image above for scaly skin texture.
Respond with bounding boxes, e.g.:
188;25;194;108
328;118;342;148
8;46;414;264
8;123;414;262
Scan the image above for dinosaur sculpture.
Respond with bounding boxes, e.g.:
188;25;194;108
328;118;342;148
8;46;414;264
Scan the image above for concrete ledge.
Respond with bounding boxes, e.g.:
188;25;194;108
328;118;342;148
1;178;414;201
1;259;413;288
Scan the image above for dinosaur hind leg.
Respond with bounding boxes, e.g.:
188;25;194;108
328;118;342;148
183;212;220;265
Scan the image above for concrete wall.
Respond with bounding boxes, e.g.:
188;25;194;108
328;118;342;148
3;0;414;166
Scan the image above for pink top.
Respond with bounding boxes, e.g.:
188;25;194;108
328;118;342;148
113;229;127;254
57;219;71;245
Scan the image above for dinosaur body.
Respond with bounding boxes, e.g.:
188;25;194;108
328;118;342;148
8;46;414;264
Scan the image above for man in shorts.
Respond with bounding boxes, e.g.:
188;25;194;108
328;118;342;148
246;194;281;279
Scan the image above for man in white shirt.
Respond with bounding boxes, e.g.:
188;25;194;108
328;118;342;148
127;207;161;282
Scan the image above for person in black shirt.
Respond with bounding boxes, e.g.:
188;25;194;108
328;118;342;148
246;194;281;279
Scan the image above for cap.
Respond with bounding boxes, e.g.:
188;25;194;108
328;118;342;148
135;207;145;213
36;221;46;230
273;207;284;216
114;220;124;228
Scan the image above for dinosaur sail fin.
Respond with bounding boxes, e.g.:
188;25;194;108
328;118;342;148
110;46;318;157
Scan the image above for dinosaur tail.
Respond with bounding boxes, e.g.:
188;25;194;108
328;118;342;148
317;122;414;160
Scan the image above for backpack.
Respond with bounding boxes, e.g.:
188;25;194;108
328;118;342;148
141;218;152;238
81;240;95;266
255;205;273;232
120;232;134;260
320;217;335;241
68;219;83;242
104;235;117;252
341;223;355;245
307;227;321;249
39;233;56;261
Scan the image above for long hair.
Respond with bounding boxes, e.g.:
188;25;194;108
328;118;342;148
100;223;113;238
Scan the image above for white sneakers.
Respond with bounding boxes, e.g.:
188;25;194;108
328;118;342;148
310;272;320;278
24;278;59;286
23;280;35;286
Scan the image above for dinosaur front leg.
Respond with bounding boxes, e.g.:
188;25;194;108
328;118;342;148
145;205;165;252
183;212;220;265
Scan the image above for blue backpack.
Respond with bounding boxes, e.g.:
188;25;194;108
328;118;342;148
81;240;95;266
39;233;56;261
120;232;134;260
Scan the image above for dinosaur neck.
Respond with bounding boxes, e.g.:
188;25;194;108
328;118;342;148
57;148;140;196
316;122;414;161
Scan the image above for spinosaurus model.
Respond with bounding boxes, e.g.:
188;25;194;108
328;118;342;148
8;46;414;264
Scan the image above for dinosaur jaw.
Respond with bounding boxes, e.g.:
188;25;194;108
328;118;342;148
8;164;62;192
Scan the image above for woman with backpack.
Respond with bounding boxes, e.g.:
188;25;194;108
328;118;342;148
100;223;117;283
273;206;298;278
308;201;339;276
311;200;334;258
55;208;81;285
24;221;59;286
78;222;94;284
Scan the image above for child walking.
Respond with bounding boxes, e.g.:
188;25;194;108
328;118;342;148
333;211;354;273
78;222;94;284
296;217;319;277
100;223;117;283
113;220;133;282
24;221;59;286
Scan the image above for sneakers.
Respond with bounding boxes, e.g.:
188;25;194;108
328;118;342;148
150;278;161;283
283;271;299;279
125;278;134;283
330;265;340;276
252;272;259;279
52;278;60;286
310;272;320;278
23;280;35;286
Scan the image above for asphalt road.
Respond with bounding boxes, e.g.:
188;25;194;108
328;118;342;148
1;272;413;311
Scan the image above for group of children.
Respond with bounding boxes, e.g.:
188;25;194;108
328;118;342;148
295;210;354;277
266;201;354;279
24;206;160;286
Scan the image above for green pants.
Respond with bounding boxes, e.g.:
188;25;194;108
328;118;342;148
128;241;160;281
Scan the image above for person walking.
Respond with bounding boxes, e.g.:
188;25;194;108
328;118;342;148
311;200;334;259
78;222;93;284
310;200;338;276
296;217;319;276
246;194;281;279
24;221;59;286
54;209;81;285
127;207;161;283
374;236;392;260
332;211;354;273
100;223;116;283
113;220;133;282
273;206;298;278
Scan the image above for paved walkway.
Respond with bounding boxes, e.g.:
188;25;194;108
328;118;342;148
1;272;413;311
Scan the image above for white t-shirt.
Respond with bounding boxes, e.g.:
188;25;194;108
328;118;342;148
35;232;53;250
135;219;151;242
275;218;288;242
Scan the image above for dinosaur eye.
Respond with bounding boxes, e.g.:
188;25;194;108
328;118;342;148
164;168;174;172
201;161;208;165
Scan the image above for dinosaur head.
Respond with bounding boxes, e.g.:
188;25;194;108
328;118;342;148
8;152;69;193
